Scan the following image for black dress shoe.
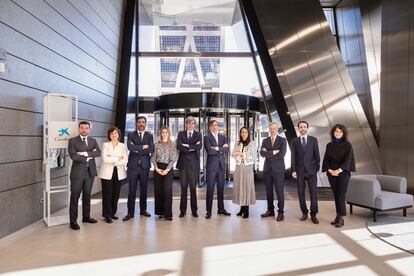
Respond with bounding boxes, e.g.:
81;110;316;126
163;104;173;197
111;215;119;220
82;217;97;223
122;214;134;221
276;213;284;221
140;211;151;217
261;210;275;218
218;210;231;216
311;216;319;224
70;223;80;230
205;213;211;219
300;214;308;221
104;217;113;224
192;212;199;218
165;217;173;221
179;212;186;218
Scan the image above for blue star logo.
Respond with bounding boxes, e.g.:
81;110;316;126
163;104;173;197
58;128;70;136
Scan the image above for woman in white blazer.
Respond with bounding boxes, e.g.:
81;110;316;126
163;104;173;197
99;127;128;223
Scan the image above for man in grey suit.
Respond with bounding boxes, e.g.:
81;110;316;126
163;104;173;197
68;121;101;230
260;122;287;221
291;121;320;224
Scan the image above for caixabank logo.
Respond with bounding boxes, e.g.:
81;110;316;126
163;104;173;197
55;128;70;141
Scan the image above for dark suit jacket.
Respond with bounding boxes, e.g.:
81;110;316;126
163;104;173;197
260;136;287;173
176;130;202;170
204;132;229;171
126;131;154;170
291;135;320;175
68;135;101;179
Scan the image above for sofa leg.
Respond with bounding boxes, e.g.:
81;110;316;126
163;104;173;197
403;208;407;217
373;210;377;222
349;204;353;214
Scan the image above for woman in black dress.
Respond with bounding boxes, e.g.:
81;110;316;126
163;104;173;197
322;124;356;228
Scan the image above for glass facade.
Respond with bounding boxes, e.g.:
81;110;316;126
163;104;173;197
124;0;291;173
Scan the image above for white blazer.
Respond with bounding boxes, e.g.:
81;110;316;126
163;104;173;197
99;142;128;180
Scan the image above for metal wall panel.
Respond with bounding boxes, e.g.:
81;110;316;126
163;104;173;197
247;0;381;186
380;0;414;193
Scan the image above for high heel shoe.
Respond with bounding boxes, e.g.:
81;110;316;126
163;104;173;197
335;217;344;228
330;215;339;225
237;206;244;216
242;206;249;219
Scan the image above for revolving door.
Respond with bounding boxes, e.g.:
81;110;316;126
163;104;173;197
153;92;261;183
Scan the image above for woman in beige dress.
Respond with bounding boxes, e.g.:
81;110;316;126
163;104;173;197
232;127;256;218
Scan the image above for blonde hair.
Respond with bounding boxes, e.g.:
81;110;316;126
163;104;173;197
159;126;173;146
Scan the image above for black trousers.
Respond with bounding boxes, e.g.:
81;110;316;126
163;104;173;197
154;163;173;218
328;171;350;216
101;168;121;219
206;169;225;214
180;167;198;213
297;172;318;216
70;169;94;224
264;171;285;214
127;165;149;215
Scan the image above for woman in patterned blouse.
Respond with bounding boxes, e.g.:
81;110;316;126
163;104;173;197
151;126;178;221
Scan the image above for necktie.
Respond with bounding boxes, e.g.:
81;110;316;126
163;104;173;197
188;132;192;140
138;132;142;142
82;137;88;147
271;137;275;147
301;137;306;150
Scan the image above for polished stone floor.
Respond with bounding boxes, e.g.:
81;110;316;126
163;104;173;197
1;198;414;275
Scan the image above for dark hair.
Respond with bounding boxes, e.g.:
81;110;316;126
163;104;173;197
79;121;90;128
330;124;348;141
136;116;147;123
209;119;218;126
297;120;309;128
107;127;122;141
238;126;251;146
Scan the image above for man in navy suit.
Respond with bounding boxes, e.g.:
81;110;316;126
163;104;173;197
260;122;287;221
176;116;202;218
204;120;231;219
291;120;321;224
123;116;154;221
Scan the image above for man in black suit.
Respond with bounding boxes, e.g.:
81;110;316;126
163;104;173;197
204;120;231;219
291;120;321;224
123;116;154;221
260;122;287;221
177;116;202;218
68;121;101;230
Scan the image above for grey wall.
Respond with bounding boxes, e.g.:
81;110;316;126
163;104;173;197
380;0;414;193
0;0;124;238
250;0;381;186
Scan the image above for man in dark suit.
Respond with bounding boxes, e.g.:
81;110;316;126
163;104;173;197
260;122;287;221
177;116;202;218
291;120;321;224
123;116;154;221
204;120;231;219
68;121;101;230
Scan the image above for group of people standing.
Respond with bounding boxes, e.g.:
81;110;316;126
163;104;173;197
67;116;355;231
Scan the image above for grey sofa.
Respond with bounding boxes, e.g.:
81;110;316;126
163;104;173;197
346;175;413;221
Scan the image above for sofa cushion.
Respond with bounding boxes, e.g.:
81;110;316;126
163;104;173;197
375;191;413;210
